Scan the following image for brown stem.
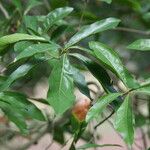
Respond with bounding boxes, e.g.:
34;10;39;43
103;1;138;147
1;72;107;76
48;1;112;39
114;27;150;35
140;128;147;150
28;97;49;105
94;110;115;129
16;125;48;150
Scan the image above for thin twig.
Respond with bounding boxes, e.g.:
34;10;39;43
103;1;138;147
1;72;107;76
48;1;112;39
114;27;150;35
16;125;48;150
59;135;74;150
94;110;115;129
45;140;54;150
134;141;143;150
28;97;49;105
0;2;10;19
78;0;87;29
0;68;6;74
140;128;147;150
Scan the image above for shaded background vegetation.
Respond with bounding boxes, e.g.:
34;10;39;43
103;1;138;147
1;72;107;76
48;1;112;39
0;0;150;150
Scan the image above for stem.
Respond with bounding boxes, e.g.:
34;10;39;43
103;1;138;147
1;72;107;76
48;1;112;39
94;110;115;129
28;97;49;105
45;140;54;150
140;128;147;149
78;0;87;29
16;125;48;150
114;27;150;35
0;2;10;19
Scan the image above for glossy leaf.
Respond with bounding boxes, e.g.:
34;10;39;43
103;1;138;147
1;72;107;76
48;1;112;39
47;55;75;114
0;100;28;134
0;91;45;121
86;93;121;122
16;43;60;60
77;143;121;150
127;39;150;51
69;53;122;108
114;95;134;145
89;41;139;89
0;33;46;53
23;16;39;33
65;18;120;48
69;53;112;90
71;66;90;98
0;91;45;134
43;7;73;32
14;41;33;52
0;64;33;92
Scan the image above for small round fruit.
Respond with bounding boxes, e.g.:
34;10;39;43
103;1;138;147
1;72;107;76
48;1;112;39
72;99;91;122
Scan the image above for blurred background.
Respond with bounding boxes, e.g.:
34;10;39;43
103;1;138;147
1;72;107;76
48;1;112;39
0;0;150;150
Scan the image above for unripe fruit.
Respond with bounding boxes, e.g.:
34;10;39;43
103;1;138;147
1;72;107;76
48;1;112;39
72;99;91;122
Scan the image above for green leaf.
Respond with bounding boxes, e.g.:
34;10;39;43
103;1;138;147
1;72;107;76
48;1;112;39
114;95;134;145
70;53;123;108
43;7;73;32
51;25;68;41
0;33;46;53
71;66;90;99
86;93;121;122
12;0;22;10
23;16;39;34
143;12;150;21
100;0;112;4
0;91;45;134
0;91;45;121
83;59;122;107
127;39;150;51
0;100;28;134
135;114;146;127
89;41;139;89
14;41;33;52
69;52;112;90
65;18;120;48
0;76;7;86
53;125;64;144
77;143;121;150
47;55;75;114
50;0;68;9
0;64;33;92
16;43;60;60
86;61;112;92
85;60;123;107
